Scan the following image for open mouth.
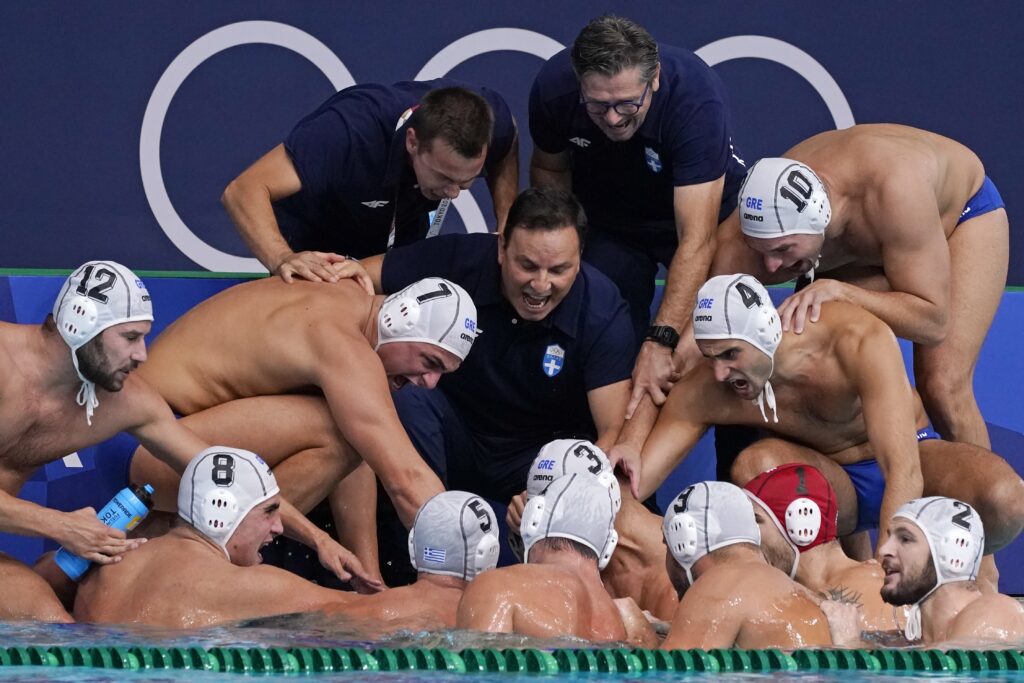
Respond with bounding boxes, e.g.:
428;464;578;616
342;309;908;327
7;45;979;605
788;259;813;275
389;376;409;392
522;291;550;312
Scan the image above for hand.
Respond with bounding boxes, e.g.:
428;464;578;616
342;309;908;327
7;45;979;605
776;279;847;333
55;508;146;564
820;599;863;647
608;443;641;500
314;535;385;593
506;491;527;530
326;260;375;295
273;251;352;284
626;343;681;419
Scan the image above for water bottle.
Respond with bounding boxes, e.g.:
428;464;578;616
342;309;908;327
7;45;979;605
54;483;155;580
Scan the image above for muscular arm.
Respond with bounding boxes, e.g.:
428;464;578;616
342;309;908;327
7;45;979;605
221;144;303;273
588;380;630;451
946;596;1024;643
780;180;951;343
662;576;744;649
636;373;713;500
486;124;520;233
222;144;349;282
313;333;443;527
129;383;209;474
837;311;923;548
628;178;725;415
529;148;572;195
204;563;358;622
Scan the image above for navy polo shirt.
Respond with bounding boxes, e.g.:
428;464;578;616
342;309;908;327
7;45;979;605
382;233;635;456
529;45;746;235
275;80;516;258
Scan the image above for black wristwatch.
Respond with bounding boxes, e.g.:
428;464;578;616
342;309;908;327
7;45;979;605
644;325;680;350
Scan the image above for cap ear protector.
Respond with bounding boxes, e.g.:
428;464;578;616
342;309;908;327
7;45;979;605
785;497;823;547
198;489;241;534
520;474;619;570
663;511;701;585
662;481;761;584
376;277;479;361
407;491;500;581
892;496;985;641
380;297;423;339
177;447;280;559
56;296;101;348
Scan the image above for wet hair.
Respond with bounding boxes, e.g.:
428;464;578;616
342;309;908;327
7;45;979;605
570;15;659;82
407;87;494;159
533;536;598;563
503;187;587;249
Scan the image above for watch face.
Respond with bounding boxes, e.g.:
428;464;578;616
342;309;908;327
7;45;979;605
647;326;679;348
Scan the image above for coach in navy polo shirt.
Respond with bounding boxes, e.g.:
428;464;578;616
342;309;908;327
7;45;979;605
223;80;518;283
529;15;746;416
350;187;633;583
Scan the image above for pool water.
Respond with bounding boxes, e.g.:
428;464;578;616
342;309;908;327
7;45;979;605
1;619;1022;681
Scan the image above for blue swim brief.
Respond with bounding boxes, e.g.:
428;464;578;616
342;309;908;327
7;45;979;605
841;426;942;532
957;176;1005;226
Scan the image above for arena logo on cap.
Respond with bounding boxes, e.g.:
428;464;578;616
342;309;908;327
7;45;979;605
542;344;565;378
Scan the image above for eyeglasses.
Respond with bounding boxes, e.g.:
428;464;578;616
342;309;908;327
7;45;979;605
579;81;651;116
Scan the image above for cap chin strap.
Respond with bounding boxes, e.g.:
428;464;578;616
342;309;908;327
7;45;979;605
904;583;940;642
71;351;99;426
76;381;99;426
805;256;821;283
753;360;778;423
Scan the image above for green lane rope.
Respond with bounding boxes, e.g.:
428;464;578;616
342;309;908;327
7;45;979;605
2;645;1024;674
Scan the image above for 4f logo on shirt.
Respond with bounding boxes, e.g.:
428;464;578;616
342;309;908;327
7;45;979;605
361;200;390;208
542;344;565;378
569;137;590;148
644;147;663;173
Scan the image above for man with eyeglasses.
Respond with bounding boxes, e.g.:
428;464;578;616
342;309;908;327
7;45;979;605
529;15;747;424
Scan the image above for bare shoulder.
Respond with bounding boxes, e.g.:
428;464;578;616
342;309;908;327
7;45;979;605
107;374;175;430
819;302;896;351
950;594;1024;639
700;561;785;598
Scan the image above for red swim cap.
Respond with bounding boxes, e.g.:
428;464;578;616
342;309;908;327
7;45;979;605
743;463;838;552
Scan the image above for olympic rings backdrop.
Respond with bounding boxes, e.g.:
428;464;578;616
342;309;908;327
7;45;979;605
2;2;1024;589
1;1;1020;280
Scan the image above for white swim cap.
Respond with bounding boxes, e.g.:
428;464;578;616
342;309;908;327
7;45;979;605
510;439;621;562
892;496;985;640
178;447;280;559
52;261;154;425
693;274;782;422
407;491;500;581
376;277;480;361
521;472;619;570
526;439;620;508
738;157;831;239
663;481;761;585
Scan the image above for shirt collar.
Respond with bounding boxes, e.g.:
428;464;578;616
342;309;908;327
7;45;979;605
383;123;410;188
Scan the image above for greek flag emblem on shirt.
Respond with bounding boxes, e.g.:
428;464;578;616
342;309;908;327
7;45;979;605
644;147;663;173
542;344;565;378
422;546;446;564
